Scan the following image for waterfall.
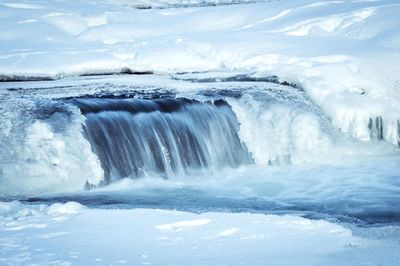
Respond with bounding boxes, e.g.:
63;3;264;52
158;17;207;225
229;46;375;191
1;80;397;196
69;97;252;183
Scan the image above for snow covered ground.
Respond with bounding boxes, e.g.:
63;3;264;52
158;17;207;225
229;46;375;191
1;201;400;265
1;0;400;145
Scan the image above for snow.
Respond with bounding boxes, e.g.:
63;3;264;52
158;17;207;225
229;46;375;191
0;108;103;195
1;201;399;265
47;202;86;216
0;0;399;146
1;1;400;264
0;201;85;224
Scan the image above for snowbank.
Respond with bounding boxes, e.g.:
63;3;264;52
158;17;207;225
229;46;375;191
0;201;85;221
1;201;399;265
0;0;399;145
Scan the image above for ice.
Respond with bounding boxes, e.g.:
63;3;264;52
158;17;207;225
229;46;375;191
0;73;398;196
156;219;211;231
0;201;85;220
227;93;334;165
1;201;399;265
1;0;398;145
1;74;398;195
47;202;86;215
0;104;103;195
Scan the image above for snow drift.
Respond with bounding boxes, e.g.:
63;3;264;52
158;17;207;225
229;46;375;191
0;0;399;146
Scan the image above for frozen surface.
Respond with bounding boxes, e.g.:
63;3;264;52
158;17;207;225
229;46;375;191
1;201;400;265
1;0;400;144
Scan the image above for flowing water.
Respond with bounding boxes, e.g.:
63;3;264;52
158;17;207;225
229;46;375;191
0;74;399;226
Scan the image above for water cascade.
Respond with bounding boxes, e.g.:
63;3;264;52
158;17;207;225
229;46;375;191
69;97;253;183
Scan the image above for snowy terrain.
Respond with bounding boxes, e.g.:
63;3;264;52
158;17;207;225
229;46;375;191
1;201;400;265
1;0;400;265
1;0;399;145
